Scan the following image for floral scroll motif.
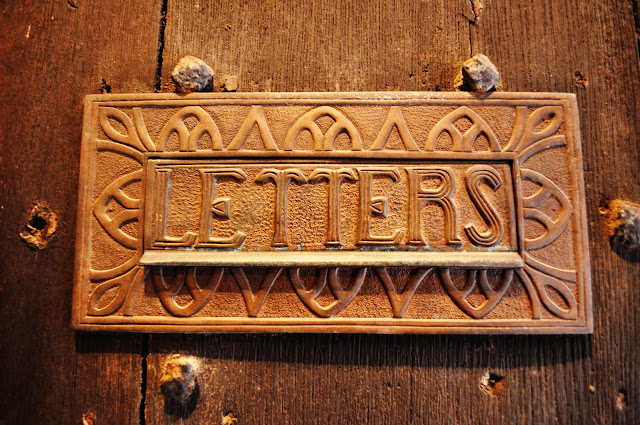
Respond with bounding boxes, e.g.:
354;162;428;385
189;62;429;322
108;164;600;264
439;269;514;319
157;106;223;151
88;107;151;316
93;171;143;250
521;169;572;250
150;267;224;317
87;266;147;316
283;106;362;151
289;268;368;317
426;106;501;152
504;105;577;320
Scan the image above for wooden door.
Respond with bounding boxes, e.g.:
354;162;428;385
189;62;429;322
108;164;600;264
1;0;639;423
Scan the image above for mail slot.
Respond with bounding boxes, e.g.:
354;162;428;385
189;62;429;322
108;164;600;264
141;158;519;268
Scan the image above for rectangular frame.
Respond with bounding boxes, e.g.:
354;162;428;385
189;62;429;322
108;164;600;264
73;92;592;334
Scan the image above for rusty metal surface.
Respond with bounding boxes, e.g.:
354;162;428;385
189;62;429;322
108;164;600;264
72;92;591;333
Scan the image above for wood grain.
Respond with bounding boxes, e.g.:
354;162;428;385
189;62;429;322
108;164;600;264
1;0;639;423
0;1;161;424
473;0;640;422
159;0;471;93
144;0;640;424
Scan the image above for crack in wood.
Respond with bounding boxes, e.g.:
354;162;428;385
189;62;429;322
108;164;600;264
155;0;169;92
139;336;149;425
633;0;640;63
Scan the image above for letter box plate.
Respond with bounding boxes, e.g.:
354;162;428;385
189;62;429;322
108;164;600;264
73;92;591;333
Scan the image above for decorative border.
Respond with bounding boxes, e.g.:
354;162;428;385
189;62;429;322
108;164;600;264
72;92;592;334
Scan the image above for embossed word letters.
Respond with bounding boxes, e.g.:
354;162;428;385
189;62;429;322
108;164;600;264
73;92;591;333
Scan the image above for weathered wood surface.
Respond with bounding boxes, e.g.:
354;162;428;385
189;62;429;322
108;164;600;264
1;0;639;424
145;0;640;424
0;1;161;424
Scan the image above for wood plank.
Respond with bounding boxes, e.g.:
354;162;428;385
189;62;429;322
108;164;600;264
0;1;161;423
159;0;471;93
146;334;594;424
472;0;640;422
144;0;640;423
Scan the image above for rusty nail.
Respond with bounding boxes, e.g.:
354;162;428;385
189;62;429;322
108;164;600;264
454;54;501;93
160;356;200;419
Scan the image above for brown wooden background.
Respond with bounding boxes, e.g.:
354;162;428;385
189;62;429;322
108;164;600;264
1;0;639;423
